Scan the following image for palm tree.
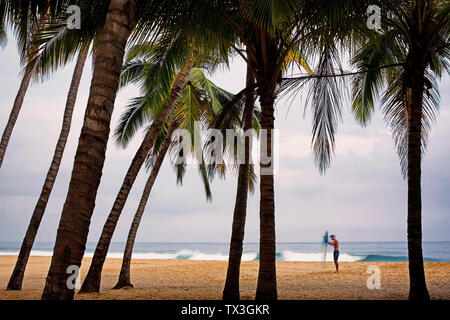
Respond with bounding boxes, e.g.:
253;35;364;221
6;0;108;290
41;0;139;300
220;47;312;300
42;0;232;299
79;48;197;294
113;122;177;289
79;37;234;292
222;63;255;300
221;6;306;302
7;48;88;291
112;65;235;289
350;0;449;300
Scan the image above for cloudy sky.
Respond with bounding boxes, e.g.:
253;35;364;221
0;34;449;244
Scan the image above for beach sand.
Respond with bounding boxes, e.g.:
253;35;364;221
0;256;448;300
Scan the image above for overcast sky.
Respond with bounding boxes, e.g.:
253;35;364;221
0;34;449;244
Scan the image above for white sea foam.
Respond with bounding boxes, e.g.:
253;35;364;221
129;250;258;261
281;250;366;262
0;250;54;256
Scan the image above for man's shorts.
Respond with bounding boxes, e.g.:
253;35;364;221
333;250;340;262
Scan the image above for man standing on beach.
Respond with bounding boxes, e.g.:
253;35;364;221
328;235;339;272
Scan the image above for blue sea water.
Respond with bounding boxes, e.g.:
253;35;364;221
0;241;448;262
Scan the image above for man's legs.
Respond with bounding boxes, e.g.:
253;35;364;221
333;251;339;272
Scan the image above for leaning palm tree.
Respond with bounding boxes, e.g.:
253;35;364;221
112;65;237;289
112;122;177;289
79;33;235;292
350;0;449;300
79;34;234;292
7;49;88;291
6;0;108;290
41;0;140;300
43;0;234;299
79;44;200;294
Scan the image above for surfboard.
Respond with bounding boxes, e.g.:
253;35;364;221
322;230;328;266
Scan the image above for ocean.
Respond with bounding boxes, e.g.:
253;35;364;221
0;241;448;262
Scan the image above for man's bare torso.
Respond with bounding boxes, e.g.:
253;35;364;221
330;239;339;251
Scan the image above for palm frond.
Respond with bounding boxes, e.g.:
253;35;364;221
382;69;440;176
351;31;405;126
240;0;294;37
306;46;345;174
114;96;154;148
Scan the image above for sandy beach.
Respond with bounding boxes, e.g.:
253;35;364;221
0;256;448;300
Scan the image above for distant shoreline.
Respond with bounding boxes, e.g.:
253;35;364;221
1;241;449;262
0;251;447;262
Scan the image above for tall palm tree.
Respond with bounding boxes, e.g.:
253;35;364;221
6;0;109;290
222;63;255;300
79;49;197;293
42;0;233;299
41;0;139;300
350;0;449;300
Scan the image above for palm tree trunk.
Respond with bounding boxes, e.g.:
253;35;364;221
0;67;33;167
407;58;430;300
79;57;195;294
6;49;88;291
222;65;255;300
0;11;50;167
114;122;176;289
41;0;136;300
255;82;277;300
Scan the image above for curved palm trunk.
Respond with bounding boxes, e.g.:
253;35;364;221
114;123;175;289
407;58;429;300
0;67;33;167
41;0;136;300
6;49;88;291
255;82;277;300
222;66;255;300
0;12;50;168
79;58;195;294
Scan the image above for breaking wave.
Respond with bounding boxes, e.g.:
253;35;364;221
0;250;369;261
